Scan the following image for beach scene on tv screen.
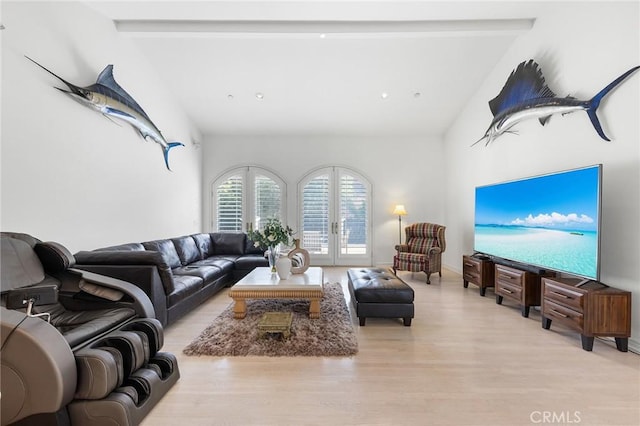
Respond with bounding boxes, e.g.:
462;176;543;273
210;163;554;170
475;166;599;279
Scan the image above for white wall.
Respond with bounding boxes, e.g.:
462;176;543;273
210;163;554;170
202;134;444;266
1;1;203;252
443;2;640;349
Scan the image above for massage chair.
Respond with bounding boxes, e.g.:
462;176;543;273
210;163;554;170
1;232;180;425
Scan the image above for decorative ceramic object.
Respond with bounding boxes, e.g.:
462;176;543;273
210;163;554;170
275;256;292;280
288;239;310;274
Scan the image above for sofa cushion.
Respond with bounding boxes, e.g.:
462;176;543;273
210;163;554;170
191;233;213;259
234;254;269;271
95;243;145;252
142;240;181;269
171;236;201;265
244;237;264;255
407;238;436;255
173;265;224;282
168;275;204;306
211;233;246;255
191;257;235;274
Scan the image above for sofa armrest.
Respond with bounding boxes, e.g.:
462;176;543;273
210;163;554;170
427;247;442;256
395;244;410;253
75;250;167;267
72;265;168;326
1;307;77;424
75;250;175;298
69;268;156;319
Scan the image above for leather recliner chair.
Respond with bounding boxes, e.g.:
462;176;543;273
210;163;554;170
1;232;180;426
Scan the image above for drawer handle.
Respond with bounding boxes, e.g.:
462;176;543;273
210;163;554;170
550;291;570;299
551;309;569;318
464;263;475;267
501;288;513;294
499;274;515;280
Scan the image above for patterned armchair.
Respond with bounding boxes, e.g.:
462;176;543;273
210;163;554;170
393;223;446;284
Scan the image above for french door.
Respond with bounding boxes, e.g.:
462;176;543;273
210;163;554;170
299;166;372;266
212;166;286;232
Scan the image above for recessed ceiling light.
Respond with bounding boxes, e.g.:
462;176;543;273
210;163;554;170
319;33;326;39
227;94;234;100
255;92;264;100
414;92;421;98
381;92;389;99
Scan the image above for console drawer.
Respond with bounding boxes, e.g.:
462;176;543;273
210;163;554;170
496;280;522;301
495;266;524;289
463;257;481;274
543;299;584;331
463;270;480;283
543;281;585;311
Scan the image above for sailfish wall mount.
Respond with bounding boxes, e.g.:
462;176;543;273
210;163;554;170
26;56;184;170
475;60;640;146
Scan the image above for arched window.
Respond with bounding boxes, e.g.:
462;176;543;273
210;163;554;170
212;166;286;232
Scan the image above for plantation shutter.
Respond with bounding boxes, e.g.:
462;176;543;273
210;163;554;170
302;174;330;254
339;173;368;254
212;167;286;233
216;175;243;231
254;174;281;230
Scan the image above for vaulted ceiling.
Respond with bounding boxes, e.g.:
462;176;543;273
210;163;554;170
86;1;543;137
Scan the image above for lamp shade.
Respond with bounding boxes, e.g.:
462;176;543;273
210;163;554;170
393;205;407;216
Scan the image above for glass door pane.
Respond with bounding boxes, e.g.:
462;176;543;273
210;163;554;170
254;174;282;230
301;173;331;261
337;170;370;265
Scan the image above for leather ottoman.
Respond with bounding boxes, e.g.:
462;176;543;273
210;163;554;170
347;268;414;326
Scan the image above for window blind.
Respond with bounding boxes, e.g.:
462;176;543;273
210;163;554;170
302;174;330;253
216;175;243;231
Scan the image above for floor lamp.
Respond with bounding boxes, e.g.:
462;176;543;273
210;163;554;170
393;205;407;246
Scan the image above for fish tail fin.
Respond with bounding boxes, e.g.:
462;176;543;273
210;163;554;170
587;65;640;141
162;142;184;171
586;109;609;141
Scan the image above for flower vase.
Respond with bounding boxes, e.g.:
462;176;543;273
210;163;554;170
267;244;280;273
276;256;292;280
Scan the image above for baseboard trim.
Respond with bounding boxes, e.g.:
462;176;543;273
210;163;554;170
598;336;640;355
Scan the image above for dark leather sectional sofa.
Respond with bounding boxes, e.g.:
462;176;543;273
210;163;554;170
74;233;268;326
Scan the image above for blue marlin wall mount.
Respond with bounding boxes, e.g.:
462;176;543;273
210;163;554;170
26;56;184;170
475;60;640;146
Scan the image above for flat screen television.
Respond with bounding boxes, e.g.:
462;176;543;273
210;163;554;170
474;164;602;281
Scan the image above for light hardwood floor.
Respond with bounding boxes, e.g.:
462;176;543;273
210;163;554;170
141;267;640;426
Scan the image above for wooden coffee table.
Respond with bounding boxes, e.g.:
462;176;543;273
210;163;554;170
229;267;324;319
